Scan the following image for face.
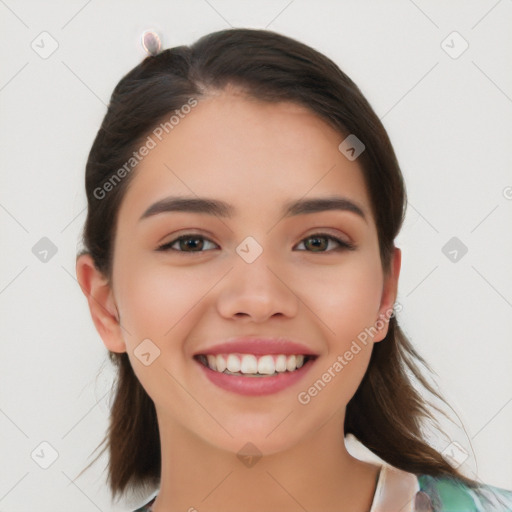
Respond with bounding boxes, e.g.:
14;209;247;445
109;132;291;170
79;87;400;456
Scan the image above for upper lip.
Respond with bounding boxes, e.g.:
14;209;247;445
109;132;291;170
193;336;319;356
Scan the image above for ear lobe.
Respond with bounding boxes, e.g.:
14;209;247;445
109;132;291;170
373;247;401;343
75;253;126;353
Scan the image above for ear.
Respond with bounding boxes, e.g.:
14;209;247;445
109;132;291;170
75;253;127;353
373;247;401;343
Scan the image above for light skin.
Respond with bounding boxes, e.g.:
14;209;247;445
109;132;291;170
76;86;401;512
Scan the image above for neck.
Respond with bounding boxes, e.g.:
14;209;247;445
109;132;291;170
150;409;381;512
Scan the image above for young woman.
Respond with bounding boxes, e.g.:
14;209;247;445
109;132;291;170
75;28;512;511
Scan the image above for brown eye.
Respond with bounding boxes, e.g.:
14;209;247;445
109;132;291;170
157;235;218;253
295;233;355;253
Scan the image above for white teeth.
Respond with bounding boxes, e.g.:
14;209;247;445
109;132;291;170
206;355;217;371
275;354;287;372
200;353;311;375
240;354;258;373
226;354;241;372
286;355;297;372
216;354;227;372
257;355;275;375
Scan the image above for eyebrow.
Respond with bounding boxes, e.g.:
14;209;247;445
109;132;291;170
139;195;368;223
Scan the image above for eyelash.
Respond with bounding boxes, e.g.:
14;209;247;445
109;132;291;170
156;232;356;254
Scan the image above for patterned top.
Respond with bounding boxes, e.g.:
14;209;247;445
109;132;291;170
132;463;512;511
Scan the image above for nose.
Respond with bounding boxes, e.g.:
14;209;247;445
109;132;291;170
216;252;299;323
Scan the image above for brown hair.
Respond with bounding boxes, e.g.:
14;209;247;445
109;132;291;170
77;27;484;500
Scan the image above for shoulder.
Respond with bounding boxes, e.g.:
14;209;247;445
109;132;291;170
416;474;512;511
132;495;156;512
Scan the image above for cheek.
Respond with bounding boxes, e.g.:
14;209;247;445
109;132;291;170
114;260;209;405
301;266;382;410
295;256;384;343
115;256;209;347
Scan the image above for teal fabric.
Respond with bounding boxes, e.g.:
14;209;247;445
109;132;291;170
416;474;512;511
133;475;512;511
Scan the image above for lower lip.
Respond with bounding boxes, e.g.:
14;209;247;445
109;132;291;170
195;357;316;396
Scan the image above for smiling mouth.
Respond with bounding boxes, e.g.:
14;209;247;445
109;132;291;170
194;353;318;377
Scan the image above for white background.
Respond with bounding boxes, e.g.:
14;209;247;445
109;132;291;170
0;0;511;510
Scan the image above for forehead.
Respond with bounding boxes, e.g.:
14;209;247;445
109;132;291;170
117;90;373;226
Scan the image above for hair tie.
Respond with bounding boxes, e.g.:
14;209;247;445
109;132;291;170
141;30;162;57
